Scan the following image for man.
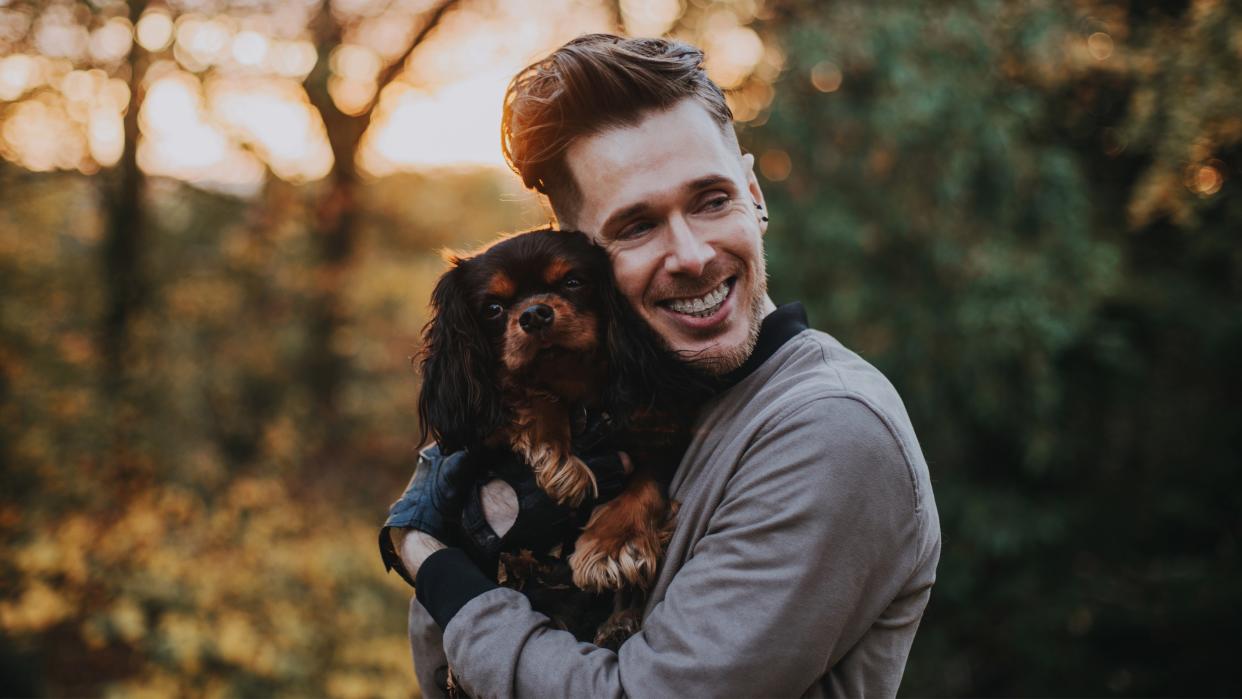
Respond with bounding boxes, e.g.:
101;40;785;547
379;34;940;697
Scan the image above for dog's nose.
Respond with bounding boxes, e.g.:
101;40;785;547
519;304;554;333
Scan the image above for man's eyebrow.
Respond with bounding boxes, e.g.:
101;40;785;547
599;202;652;239
599;174;736;238
684;174;733;192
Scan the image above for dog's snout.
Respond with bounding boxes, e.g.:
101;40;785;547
519;304;555;332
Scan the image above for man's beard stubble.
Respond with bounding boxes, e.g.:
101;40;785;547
664;250;768;376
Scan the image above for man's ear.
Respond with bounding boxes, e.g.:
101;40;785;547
740;152;768;235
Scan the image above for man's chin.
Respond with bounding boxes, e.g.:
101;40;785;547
657;326;761;376
646;275;767;375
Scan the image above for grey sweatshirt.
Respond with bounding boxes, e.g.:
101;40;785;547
399;304;941;697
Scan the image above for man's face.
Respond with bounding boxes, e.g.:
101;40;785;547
564;99;772;374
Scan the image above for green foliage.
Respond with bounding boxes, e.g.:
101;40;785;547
751;0;1241;694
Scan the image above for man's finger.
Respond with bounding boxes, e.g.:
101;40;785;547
480;478;519;537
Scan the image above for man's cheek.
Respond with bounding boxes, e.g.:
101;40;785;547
610;265;647;311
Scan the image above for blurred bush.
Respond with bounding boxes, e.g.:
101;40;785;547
0;167;544;697
752;0;1241;694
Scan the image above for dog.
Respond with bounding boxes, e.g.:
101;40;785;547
417;227;712;646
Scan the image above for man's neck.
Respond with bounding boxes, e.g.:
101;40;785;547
719;301;809;388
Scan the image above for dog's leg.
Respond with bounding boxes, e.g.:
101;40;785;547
509;398;597;507
570;466;674;592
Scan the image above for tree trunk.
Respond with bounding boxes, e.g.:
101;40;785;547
99;0;148;465
301;0;461;460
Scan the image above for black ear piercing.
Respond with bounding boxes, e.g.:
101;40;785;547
754;201;768;222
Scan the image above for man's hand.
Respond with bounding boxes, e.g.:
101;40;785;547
381;412;632;586
461;449;632;560
387;476;521;581
478;480;520;537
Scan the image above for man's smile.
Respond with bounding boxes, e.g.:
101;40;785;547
655;276;739;334
659;277;734;318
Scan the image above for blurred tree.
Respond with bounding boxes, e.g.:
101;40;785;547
751;0;1240;694
300;0;460;461
0;0;152;458
101;0;149;466
0;0;465;462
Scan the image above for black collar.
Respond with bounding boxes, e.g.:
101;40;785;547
720;302;809;388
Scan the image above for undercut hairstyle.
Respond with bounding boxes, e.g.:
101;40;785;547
501;34;736;227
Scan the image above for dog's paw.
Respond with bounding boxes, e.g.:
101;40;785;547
569;519;661;592
536;454;597;507
593;607;643;650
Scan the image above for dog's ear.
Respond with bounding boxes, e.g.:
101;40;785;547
596;247;721;421
417;260;503;452
599;256;670;420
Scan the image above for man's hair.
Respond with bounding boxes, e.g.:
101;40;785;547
501;34;735;227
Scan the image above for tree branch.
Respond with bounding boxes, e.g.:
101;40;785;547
371;0;463;104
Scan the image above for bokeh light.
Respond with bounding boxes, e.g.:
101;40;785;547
33;5;89;62
329;43;381;115
701;12;765;89
1186;161;1224;197
135;10;174;52
174;14;233;71
620;0;682;37
360;72;513;173
267;39;318;80
0;53;39;100
88;17;133;66
759;148;792;181
138;68;266;196
88;105;123;166
331;43;381;83
231;30;269;67
1;97;87;172
810;60;843;93
1088;31;1114;60
209;77;335;182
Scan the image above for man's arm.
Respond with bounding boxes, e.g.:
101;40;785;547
394;484;513;699
421;396;938;697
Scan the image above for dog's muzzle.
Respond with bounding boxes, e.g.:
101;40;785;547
519;304;555;333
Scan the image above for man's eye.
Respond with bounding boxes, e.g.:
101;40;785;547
617;221;654;241
562;276;583;289
700;195;729;212
483;303;504;319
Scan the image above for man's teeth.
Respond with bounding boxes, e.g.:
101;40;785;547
666;280;730;317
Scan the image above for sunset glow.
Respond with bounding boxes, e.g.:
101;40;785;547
138;69;266;195
361;72;513;174
209;77;334;182
0;0;772;191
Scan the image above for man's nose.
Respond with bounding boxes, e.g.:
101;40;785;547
663;214;714;277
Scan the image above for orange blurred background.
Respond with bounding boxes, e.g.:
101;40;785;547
0;1;775;696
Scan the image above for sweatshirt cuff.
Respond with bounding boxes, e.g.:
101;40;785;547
414;547;499;629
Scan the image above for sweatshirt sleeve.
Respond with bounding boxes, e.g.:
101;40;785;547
407;594;451;699
435;396;936;698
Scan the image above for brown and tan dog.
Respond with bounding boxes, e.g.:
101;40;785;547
417;227;712;646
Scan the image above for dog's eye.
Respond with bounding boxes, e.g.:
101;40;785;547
562;276;583;290
483;303;504;319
